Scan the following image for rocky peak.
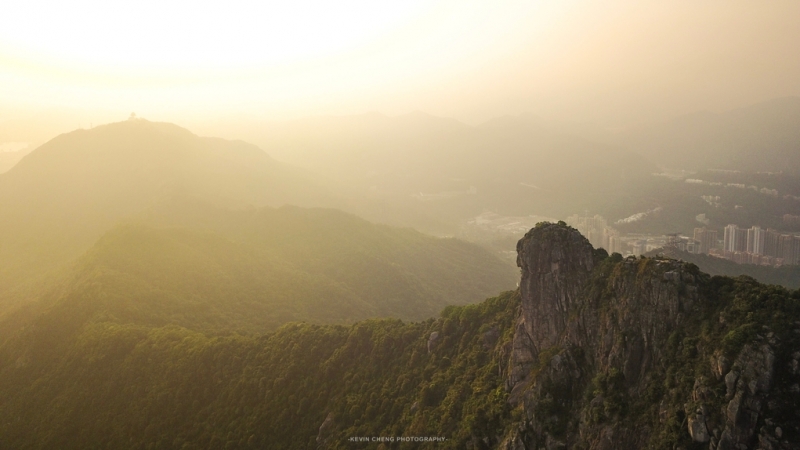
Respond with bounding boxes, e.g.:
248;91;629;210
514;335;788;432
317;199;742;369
505;222;739;448
508;222;594;397
515;221;595;353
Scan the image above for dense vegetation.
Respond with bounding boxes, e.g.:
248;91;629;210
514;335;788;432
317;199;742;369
1;118;799;449
575;253;800;448
1;247;798;448
641;274;800;448
0;291;521;449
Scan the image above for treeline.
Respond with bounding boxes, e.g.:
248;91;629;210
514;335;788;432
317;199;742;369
0;292;521;449
1;252;799;448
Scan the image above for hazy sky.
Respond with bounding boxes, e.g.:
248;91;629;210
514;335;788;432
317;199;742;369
2;0;799;131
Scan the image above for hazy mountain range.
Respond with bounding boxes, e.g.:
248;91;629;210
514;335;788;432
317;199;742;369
0;120;516;328
215;97;800;236
3;100;800;302
615;97;800;173
0;120;341;293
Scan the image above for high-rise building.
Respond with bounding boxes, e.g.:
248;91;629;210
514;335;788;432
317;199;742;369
746;226;765;255
793;236;800;265
778;234;800;265
602;227;618;251
607;235;626;255
565;214;610;250
764;229;782;257
693;228;718;254
631;240;647;256
724;224;738;252
735;230;748;253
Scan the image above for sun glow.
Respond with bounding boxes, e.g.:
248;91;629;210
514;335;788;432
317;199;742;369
1;0;799;129
0;1;544;116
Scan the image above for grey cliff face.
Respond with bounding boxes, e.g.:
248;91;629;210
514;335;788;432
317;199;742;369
515;222;594;355
501;222;799;449
509;223;594;397
715;343;776;450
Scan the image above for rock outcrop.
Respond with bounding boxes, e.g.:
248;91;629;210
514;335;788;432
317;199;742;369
508;223;594;399
316;412;335;449
502;222;800;449
715;343;775;450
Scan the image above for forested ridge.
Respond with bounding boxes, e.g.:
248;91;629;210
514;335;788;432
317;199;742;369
0;291;521;449
1;119;799;449
2;230;800;448
0;204;516;340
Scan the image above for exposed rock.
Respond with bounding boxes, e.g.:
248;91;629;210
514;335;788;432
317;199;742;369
790;352;800;375
483;326;500;351
427;331;440;353
716;344;775;450
498;426;530;450
514;222;594;358
688;413;710;443
501;222;799;450
505;223;695;447
725;370;739;400
693;377;713;402
509;223;594;398
713;353;732;380
316;412;335;449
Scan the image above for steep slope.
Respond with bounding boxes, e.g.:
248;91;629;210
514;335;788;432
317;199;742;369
37;207;515;332
1;223;798;449
505;223;800;449
0;147;31;174
0;119;340;299
0;204;516;340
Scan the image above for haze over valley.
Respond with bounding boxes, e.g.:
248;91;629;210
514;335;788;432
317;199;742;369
2;1;800;448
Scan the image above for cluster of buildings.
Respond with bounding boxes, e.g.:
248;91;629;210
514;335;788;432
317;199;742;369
565;214;659;257
705;225;800;266
566;214;800;267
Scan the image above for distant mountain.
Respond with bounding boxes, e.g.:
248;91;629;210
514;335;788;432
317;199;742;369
238;112;657;230
470;100;800;234
0;148;31;174
617;97;800;173
2;204;515;336
0;119;341;294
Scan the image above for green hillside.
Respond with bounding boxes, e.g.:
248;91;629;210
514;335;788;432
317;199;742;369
0;205;516;340
0;291;521;450
2;247;799;448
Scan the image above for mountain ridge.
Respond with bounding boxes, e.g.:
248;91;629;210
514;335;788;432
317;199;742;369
0;203;517;342
1;223;798;448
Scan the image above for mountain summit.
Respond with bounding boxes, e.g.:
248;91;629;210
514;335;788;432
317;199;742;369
0;120;338;291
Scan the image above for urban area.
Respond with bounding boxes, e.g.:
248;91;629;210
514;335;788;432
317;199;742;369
566;213;800;267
